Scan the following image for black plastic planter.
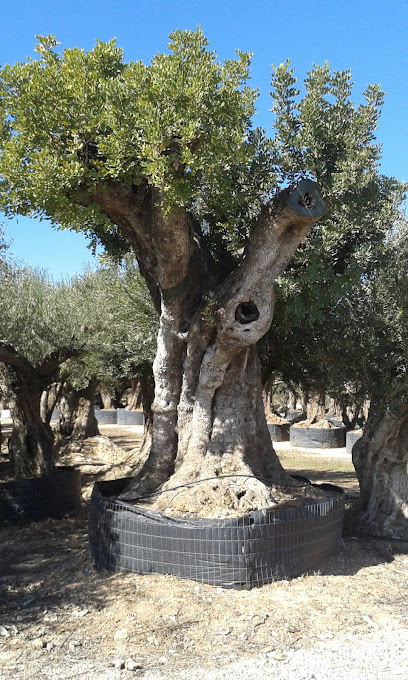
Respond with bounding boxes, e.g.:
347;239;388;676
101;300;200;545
95;409;118;425
290;425;346;449
88;478;344;589
0;467;82;524
346;430;363;454
267;423;290;442
325;414;344;428
117;409;144;426
286;411;305;424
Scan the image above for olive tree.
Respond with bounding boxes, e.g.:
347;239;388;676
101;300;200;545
0;261;83;476
1;30;398;513
336;220;408;539
57;258;157;437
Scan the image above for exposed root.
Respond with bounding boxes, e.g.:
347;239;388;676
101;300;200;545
135;474;327;519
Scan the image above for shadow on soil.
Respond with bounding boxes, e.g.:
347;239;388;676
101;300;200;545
1;421;407;632
1;486;408;635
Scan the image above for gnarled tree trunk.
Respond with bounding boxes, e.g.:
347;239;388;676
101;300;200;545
0;346;79;478
347;400;408;539
126;378;142;410
262;373;275;419
40;382;63;425
57;380;100;439
98;381;115;410
306;384;326;422
8;375;54;478
107;180;327;512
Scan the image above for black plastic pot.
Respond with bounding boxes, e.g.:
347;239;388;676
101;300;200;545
290;425;346;449
325;414;343;428
267;423;290;442
346;430;363;454
95;409;118;425
0;466;82;524
116;409;144;426
88;477;344;589
286;411;306;424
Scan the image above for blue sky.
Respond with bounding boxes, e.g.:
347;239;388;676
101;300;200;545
1;0;407;278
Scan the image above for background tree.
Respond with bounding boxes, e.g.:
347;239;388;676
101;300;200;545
261;60;405;415
0;261;83;476
0;31;403;515
332;219;408;539
56;257;157;438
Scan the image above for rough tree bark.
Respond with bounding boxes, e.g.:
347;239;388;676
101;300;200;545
40;382;63;425
85;179;327;512
126;378;142;410
98;382;116;410
57;380;100;439
262;373;275;419
0;344;79;478
346;400;408;539
306;384;326;421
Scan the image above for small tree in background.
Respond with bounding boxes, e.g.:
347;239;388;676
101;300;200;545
0;261;83;476
56;257;157;439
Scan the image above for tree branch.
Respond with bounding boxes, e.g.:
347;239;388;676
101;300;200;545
0;343;35;376
36;347;84;376
214;179;327;349
86;181;200;311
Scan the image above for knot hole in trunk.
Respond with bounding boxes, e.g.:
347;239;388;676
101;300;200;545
298;192;316;210
235;301;260;324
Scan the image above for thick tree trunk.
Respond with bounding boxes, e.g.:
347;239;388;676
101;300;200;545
262;373;275;418
127;378;142;410
306;385;326;421
287;390;297;412
0;344;81;478
347;401;408;539
117;181;327;512
40;382;63;425
8;378;54;478
57;380;99;439
98;382;115;410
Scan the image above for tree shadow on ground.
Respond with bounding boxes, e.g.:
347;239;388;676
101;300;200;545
284;464;359;492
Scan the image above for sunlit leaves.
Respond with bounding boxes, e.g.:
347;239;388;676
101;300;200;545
0;29;259;242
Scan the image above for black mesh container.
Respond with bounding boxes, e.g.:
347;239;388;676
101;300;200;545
116;410;144;426
0;467;82;523
267;423;290;442
290;425;346;449
95;409;118;425
88;478;344;589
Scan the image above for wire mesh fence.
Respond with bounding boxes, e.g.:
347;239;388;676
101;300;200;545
89;478;344;589
0;466;82;523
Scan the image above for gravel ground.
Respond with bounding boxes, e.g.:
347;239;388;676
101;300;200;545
141;629;408;680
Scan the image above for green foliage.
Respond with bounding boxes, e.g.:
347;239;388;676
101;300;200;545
0;29;260;256
1;30;407;411
0;254;157;396
0;260;82;365
65;257;157;388
270;60;406;331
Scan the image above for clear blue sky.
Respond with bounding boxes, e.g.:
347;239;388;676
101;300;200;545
1;0;407;278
